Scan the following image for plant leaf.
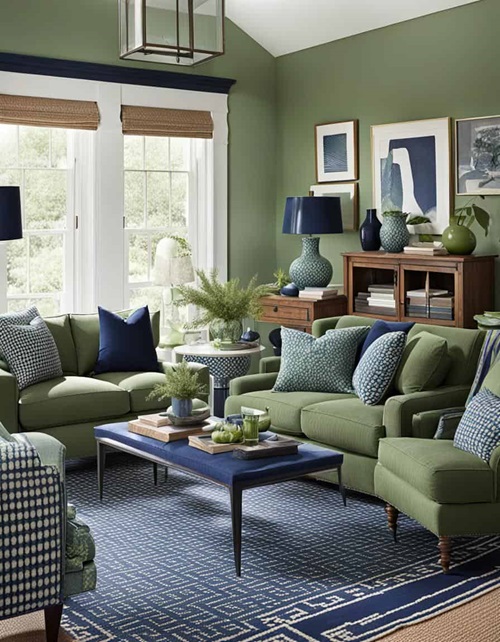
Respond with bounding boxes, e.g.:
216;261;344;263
407;215;431;226
472;204;490;236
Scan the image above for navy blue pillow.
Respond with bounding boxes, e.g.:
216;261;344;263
94;306;159;374
359;320;415;360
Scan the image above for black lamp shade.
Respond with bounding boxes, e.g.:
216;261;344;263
0;187;22;241
282;196;343;235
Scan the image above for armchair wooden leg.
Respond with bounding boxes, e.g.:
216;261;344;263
438;536;452;574
385;504;399;543
45;603;63;642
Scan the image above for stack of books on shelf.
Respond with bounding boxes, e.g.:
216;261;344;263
298;286;338;301
406;289;454;320
355;284;396;316
403;242;448;256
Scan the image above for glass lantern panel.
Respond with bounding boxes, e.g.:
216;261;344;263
193;0;224;55
120;0;144;54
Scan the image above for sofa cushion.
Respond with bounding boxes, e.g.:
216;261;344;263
378;437;494;503
302;398;385;458
44;314;78;375
19;376;130;430
70;309;160;375
274;326;368;393
335;315;377;330
94;371;167;413
395;331;451;394
224;390;355;436
454;388;500;462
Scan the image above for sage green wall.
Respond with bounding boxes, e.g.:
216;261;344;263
276;0;500;305
0;0;277;284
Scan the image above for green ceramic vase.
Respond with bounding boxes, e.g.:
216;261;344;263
289;237;333;289
442;224;476;255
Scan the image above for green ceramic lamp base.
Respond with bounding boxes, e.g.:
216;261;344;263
289;236;333;289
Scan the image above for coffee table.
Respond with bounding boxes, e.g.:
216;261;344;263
95;423;345;576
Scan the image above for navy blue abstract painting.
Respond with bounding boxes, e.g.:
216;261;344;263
323;133;348;173
380;135;437;217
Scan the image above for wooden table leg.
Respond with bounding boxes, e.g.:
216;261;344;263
45;603;63;642
438;536;451;574
230;486;243;577
97;441;106;501
385;504;399;543
337;465;347;506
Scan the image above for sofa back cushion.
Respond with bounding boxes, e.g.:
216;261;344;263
335;315;377;330
44;314;78;375
395;331;451;394
70;309;160;375
406;324;484;386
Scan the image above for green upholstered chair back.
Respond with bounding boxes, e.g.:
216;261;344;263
69;309;160;375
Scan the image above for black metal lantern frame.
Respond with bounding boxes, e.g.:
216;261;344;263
119;0;225;66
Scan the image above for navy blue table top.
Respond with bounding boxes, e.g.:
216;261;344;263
94;423;343;487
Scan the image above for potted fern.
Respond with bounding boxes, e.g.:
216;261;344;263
176;268;272;344
147;361;206;417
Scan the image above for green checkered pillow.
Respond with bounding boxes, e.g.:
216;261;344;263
273;326;369;393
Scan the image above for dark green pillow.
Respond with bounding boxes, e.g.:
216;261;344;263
395;331;451;395
482;359;500;397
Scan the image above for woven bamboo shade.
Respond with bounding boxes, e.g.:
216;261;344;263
121;105;213;139
0;94;100;130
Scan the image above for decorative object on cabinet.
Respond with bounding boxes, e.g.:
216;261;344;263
360;208;382;251
456;115;500;195
310;182;359;231
315;120;358;183
371;118;452;234
442;197;491;255
282;196;343;289
259;293;347;334
379;211;411;253
343;251;496;328
280;282;299;297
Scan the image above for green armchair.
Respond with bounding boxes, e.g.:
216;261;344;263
0;425;96;641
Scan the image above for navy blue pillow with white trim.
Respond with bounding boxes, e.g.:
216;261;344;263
454;388;500;461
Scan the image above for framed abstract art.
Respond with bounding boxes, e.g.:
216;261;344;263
309;182;359;231
371;117;452;234
315;120;358;183
456;115;500;195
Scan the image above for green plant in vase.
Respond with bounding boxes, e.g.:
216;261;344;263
147;361;206;417
442;197;491;255
176;268;272;344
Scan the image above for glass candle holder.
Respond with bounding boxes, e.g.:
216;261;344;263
241;408;260;447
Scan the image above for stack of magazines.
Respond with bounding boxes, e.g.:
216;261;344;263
406;288;454;320
355;284;396;316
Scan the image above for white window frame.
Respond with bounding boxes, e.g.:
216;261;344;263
0;70;229;314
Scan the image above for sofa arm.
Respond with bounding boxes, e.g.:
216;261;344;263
383;385;470;438
260;356;281;374
159;361;210;404
312;316;341;337
21;432;66;482
0;367;19;433
229;372;278;396
412;407;466;439
489;446;500;501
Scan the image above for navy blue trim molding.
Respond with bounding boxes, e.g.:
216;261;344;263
0;52;236;95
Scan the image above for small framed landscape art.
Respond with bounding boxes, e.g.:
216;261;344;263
371;117;451;234
456;115;500;195
310;183;359;231
315;120;358;183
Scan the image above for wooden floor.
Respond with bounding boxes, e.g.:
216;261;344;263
2;588;499;642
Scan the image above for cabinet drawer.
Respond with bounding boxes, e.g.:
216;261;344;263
261;302;311;322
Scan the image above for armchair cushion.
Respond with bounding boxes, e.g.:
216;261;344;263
454;388;500;462
378;437;495;504
433;409;465;440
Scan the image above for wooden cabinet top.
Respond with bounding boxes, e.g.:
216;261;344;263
343;251;497;263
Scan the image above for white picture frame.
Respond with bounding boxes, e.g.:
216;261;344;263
315;120;358;183
371;117;452;234
309;183;359;231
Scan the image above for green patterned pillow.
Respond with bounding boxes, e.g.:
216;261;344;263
273;326;369;393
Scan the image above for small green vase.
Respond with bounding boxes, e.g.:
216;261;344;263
442;224;476;255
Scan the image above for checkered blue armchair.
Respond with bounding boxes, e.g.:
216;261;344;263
0;425;96;641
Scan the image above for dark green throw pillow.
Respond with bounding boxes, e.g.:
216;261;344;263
395;331;451;395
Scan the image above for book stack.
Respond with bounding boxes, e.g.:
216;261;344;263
367;283;396;316
406;289;452;319
403;243;448;256
298;286;338;301
128;413;214;443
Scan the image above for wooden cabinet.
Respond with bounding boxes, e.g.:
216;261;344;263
343;252;497;329
259;294;348;333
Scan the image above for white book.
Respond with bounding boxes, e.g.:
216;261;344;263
367;298;396;308
406;288;449;298
303;286;337;292
369;292;395;300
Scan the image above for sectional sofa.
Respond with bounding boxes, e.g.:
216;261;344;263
225;315;484;496
0;310;209;458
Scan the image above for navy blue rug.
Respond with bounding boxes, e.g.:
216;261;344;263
63;454;500;642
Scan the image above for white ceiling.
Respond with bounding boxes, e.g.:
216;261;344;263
225;0;481;57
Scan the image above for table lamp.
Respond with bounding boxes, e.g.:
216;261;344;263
0;186;23;242
153;237;194;346
282;196;342;289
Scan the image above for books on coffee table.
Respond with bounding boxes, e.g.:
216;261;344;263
129;416;217;443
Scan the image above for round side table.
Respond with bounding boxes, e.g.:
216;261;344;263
173;343;265;417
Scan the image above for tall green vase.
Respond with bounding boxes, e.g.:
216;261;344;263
289;237;333;289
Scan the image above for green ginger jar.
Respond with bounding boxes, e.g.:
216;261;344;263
442;223;476;255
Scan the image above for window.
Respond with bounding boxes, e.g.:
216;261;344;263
0;124;74;315
124;135;192;322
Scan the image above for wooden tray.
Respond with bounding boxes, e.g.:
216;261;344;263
129;418;216;443
233;437;299;459
188;434;243;454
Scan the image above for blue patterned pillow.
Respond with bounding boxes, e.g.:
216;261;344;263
273;326;369;393
353;331;407;405
454;388;500;461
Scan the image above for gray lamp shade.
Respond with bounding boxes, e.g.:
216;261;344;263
282;196;343;235
0;186;22;241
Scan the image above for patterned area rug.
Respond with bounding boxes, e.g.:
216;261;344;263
62;454;500;642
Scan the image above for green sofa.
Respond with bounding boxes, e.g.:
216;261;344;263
225;315;484;496
0;310;209;458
